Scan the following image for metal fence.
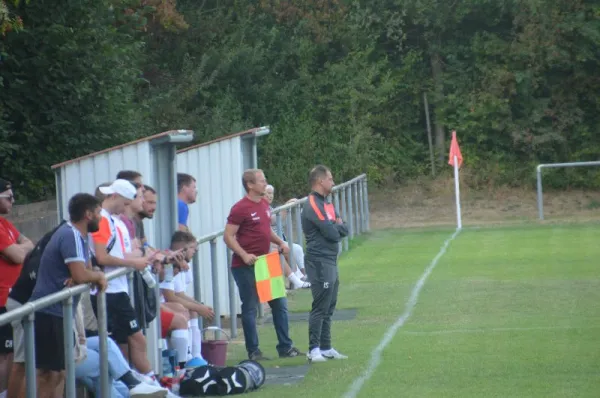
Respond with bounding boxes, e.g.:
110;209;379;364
193;173;370;340
0;173;370;397
536;161;600;220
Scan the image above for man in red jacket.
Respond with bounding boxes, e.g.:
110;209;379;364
224;169;302;361
0;178;34;395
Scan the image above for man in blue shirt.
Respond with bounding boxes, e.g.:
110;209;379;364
177;173;197;232
29;193;107;398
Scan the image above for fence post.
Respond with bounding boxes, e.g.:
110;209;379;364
333;189;343;255
357;181;364;233
127;272;135;307
347;185;354;240
275;213;286;273
341;187;349;251
285;210;296;271
210;238;221;339
97;290;110;398
23;312;36;398
353;182;361;235
537;165;544;220
294;206;303;251
226;248;237;338
363;177;370;231
153;273;163;374
192;249;203;330
62;296;76;398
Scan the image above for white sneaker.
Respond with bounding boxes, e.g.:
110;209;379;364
307;348;327;363
321;348;348;360
129;382;168;397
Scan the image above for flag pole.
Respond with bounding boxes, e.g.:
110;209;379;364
453;155;462;229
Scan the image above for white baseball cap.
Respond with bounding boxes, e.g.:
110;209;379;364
99;179;137;200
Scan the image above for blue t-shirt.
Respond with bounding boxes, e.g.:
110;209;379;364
178;198;189;226
30;222;89;317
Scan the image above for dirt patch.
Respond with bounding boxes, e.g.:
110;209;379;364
369;177;600;229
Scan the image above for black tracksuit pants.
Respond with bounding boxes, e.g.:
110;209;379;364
305;255;339;351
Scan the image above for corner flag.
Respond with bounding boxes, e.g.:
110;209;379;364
448;130;463;229
448;130;463;168
254;252;287;303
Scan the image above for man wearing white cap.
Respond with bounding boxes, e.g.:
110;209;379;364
88;180;157;381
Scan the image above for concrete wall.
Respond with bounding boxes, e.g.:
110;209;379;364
5;199;59;243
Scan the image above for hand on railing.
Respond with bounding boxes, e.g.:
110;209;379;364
130;256;151;271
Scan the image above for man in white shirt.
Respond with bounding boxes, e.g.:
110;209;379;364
88;180;155;380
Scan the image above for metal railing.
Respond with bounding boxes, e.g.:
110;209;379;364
536;161;600;220
0;267;132;398
193;174;370;339
0;173;370;397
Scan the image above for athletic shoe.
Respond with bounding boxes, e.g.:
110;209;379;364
249;349;271;361
307;348;327;363
185;357;208;368
321;348;348;359
279;347;304;358
129;382;168;397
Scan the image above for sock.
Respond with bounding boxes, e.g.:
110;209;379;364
295;268;305;279
169;329;190;364
190;318;203;359
118;371;142;389
187;320;194;361
288;272;304;288
144;371;156;380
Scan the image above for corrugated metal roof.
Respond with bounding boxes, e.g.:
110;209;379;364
176;126;267;154
51;129;194;170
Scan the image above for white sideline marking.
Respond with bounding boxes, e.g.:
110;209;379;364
343;229;461;398
402;325;600;335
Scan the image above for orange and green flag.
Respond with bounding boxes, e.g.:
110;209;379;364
254;252;287;303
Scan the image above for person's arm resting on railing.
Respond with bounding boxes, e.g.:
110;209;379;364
91;217;147;270
62;233;107;291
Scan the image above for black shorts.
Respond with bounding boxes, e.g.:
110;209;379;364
34;312;66;371
0;306;13;354
90;292;141;344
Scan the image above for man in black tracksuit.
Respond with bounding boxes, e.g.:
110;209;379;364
301;165;349;362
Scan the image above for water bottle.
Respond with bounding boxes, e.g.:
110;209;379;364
171;366;181;395
164;263;173;283
140;266;156;288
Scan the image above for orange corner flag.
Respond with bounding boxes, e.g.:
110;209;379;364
448;130;463;168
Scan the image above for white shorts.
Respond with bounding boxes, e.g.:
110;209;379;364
6;297;25;363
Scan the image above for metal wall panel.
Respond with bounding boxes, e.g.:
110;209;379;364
177;136;245;316
56;141;158;246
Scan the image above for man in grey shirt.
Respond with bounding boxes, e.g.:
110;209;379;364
29;193;107;398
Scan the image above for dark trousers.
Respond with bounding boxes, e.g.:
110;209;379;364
305;256;339;351
231;265;293;356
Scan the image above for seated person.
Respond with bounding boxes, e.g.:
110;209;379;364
265;185;309;288
74;300;168;397
160;232;215;368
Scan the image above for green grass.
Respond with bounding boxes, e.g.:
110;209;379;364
223;223;600;397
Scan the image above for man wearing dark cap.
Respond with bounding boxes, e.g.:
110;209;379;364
0;178;34;395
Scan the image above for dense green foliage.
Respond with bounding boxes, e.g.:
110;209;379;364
1;0;599;201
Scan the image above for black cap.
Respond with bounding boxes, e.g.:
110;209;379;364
0;178;11;193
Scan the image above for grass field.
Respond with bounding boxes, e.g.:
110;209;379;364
224;223;600;397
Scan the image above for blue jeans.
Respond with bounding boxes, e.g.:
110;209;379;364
232;265;293;356
75;336;130;397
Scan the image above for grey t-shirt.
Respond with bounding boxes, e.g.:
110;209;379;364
30;222;90;317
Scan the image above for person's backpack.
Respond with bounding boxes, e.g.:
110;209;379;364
132;271;157;328
8;220;68;305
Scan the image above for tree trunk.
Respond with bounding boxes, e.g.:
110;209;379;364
430;51;445;165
